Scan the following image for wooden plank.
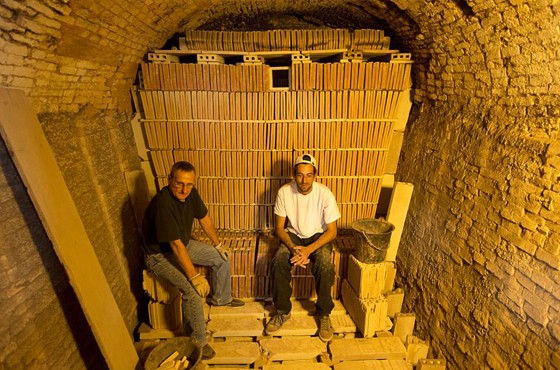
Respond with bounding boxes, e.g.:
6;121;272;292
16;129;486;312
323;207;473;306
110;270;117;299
385;182;414;262
0;87;139;369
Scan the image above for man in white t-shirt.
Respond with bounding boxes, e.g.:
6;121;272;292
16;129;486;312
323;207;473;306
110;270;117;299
265;154;341;342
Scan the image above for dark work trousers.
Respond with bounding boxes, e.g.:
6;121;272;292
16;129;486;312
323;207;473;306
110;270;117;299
271;232;335;316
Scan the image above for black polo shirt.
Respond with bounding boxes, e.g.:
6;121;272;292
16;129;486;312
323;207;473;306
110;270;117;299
142;186;208;254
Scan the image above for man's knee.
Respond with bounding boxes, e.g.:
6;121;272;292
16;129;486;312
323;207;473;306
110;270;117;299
273;246;291;263
314;245;333;264
271;247;292;274
313;248;335;277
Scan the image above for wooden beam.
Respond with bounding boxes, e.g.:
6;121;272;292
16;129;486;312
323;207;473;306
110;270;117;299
385;182;414;262
0;87;139;370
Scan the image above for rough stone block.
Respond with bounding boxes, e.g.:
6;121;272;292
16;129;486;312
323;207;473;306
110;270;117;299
330;314;357;334
347;255;386;299
204;341;261;365
264;363;331;370
148;294;182;331
333;359;411;369
329;337;406;362
416;358;447;369
208;317;265;337
341;279;389;337
406;335;429;365
259;337;326;361
143;270;179;303
375;331;393;337
392;313;416;344
386;288;404;318
383;262;397;292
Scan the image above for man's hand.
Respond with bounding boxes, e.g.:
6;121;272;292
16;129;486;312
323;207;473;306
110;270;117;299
189;273;210;297
215;242;230;261
290;246;311;268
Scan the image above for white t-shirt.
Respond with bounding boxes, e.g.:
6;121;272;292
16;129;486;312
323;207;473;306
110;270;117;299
274;181;341;239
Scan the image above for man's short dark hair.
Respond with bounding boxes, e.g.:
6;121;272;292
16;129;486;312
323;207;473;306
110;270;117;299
169;161;196;178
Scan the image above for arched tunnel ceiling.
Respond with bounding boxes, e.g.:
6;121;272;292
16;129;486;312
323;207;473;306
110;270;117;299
8;0;556;114
175;0;422;52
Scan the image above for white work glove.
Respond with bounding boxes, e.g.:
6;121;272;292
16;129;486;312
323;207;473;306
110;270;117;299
215;242;230;261
189;273;210;297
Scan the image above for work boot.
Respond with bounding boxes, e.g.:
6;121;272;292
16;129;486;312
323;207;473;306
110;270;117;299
265;312;291;335
223;298;245;307
318;315;333;342
201;343;216;360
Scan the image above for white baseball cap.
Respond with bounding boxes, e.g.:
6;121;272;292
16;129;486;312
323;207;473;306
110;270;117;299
294;153;317;168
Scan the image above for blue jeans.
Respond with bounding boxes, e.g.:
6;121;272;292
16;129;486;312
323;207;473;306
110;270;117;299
271;232;335;316
144;239;233;346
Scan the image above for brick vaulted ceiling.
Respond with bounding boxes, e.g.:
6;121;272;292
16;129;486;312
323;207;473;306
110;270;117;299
5;0;557;116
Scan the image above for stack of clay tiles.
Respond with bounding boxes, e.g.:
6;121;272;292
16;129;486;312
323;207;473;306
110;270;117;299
137;28;413;231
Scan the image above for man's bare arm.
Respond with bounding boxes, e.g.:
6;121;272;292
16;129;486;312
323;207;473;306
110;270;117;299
199;214;220;246
169;239;198;278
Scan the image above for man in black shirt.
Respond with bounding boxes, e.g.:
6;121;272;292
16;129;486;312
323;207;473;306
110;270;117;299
142;161;244;359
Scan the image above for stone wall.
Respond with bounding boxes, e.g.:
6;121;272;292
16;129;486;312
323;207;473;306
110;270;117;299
0;139;107;369
0;0;179;367
398;101;559;369
394;1;560;368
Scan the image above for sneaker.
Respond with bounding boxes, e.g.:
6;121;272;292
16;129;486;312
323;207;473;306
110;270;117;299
265;312;291;335
201;343;216;360
224;298;245;307
318;315;333;342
